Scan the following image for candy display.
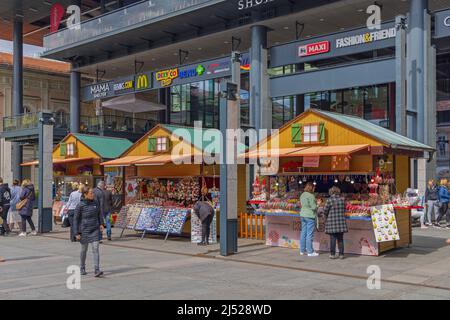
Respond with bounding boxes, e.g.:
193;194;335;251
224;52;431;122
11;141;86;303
371;205;400;243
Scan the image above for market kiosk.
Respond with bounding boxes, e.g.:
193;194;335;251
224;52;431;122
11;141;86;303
22;133;132;221
102;124;247;243
245;109;434;256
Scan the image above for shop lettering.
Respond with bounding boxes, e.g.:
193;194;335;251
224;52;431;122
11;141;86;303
179;65;206;79
298;41;330;57
114;80;134;92
207;62;230;75
238;0;274;10
445;16;450;27
336;27;396;49
90;83;110;99
156;68;179;87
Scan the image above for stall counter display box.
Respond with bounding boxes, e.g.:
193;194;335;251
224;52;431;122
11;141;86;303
191;210;217;244
157;208;190;235
127;206;143;230
115;206;130;229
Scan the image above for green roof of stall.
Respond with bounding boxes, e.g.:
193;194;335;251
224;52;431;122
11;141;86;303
313;109;435;151
72;134;133;159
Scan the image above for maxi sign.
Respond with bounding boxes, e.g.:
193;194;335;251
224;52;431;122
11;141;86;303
82;53;250;101
270;22;396;68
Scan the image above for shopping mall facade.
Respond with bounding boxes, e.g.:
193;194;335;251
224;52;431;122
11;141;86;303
3;0;450;185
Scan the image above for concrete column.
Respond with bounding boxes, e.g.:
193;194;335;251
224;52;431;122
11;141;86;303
12;18;23;181
70;70;80;133
250;25;270;131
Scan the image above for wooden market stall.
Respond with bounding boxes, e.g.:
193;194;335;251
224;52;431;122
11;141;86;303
21;134;132;222
101;124;247;243
245;109;434;256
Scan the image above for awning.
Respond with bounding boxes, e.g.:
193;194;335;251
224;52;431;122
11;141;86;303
133;154;193;166
102;94;166;113
285;144;370;157
241;148;308;159
21;157;97;167
101;156;154;167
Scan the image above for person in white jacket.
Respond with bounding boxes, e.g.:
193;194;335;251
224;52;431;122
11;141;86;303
8;179;22;231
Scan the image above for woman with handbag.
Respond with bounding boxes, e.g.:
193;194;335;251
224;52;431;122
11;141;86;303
17;179;36;237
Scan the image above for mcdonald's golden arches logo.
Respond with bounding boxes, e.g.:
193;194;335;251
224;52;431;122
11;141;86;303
136;74;149;90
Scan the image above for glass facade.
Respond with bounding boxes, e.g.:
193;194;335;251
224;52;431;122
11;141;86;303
169;76;250;129
273;84;391;129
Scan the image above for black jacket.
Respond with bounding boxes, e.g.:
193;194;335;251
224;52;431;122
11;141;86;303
73;199;103;245
0;183;11;207
103;189;113;213
425;185;439;201
93;187;105;219
19;185;35;217
193;201;214;222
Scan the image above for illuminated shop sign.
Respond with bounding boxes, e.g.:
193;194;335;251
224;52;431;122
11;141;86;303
90;82;111;99
136;74;150;90
156;68;179;87
179;65;206;79
336;27;396;49
114;80;134;92
299;41;330;57
238;0;274;10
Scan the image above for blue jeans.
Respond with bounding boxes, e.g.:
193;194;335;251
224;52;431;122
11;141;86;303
105;212;111;238
300;217;316;254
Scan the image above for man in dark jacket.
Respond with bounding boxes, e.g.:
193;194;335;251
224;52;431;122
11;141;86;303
93;181;105;240
193;200;214;246
0;178;12;236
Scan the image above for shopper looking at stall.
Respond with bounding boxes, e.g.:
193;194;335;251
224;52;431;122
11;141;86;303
18;179;37;237
300;183;319;257
424;179;439;227
323;187;348;259
65;183;84;242
0;178;11;236
436;179;450;228
8;179;22;232
193;199;214;246
73;187;104;277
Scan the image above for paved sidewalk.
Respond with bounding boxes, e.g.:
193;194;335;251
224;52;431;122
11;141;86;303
0;226;449;300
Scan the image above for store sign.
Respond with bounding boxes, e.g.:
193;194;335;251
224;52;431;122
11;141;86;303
434;10;450;39
179;65;206;79
135;74;150;90
50;3;65;33
336;27;396;49
303;156;320;168
90;82;112;99
114;79;134;93
156;68;179;87
238;0;275;10
299;41;330;57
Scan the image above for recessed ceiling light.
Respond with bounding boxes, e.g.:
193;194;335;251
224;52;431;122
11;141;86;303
224;41;229;44
198;47;202;50
283;26;289;30
319;18;325;22
43;1;52;5
151;58;156;61
29;7;38;12
357;8;364;12
173;52;178;56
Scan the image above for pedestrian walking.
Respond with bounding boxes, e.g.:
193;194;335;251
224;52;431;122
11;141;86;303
103;186;113;241
73;187;104;277
424;179;439;227
8;179;22;232
300;183;319;257
193;199;214;246
0;178;12;236
323;187;348;259
436;179;450;228
65;183;83;242
93;181;105;241
17;179;37;237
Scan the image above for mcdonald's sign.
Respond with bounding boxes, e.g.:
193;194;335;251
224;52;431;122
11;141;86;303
136;74;150;90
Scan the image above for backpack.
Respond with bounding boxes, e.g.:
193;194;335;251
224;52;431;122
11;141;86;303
0;187;11;206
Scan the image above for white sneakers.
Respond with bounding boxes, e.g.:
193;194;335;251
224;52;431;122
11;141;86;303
18;232;26;237
30;230;37;236
300;252;320;257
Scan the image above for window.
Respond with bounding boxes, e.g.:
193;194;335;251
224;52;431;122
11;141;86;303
303;124;319;143
156;137;168;152
66;143;75;157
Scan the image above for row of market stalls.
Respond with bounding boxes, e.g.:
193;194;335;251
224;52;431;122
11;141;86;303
24;109;434;256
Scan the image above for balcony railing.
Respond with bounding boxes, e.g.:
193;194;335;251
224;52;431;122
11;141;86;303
80;115;158;135
43;0;217;52
3;113;39;132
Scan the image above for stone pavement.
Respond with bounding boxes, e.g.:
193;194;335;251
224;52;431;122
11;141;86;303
0;226;449;300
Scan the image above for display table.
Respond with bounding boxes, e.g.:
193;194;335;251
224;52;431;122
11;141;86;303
262;208;412;256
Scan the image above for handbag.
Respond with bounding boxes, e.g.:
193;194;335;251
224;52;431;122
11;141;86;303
16;192;32;211
62;215;71;228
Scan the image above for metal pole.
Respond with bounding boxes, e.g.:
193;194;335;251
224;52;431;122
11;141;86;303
250;25;267;132
395;15;407;135
12;18;23;181
70;70;81;133
219;80;229;256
